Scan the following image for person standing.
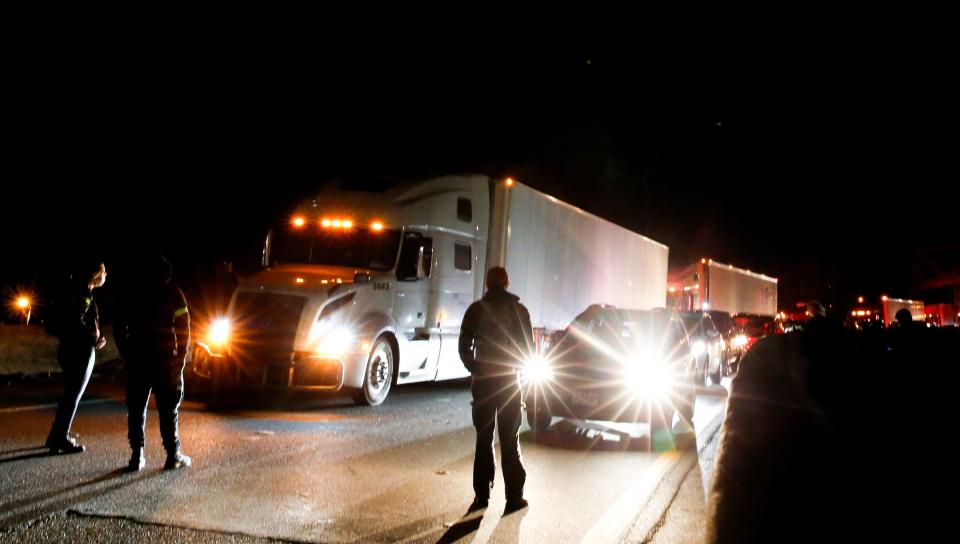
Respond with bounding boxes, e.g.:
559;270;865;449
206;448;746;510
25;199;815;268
458;266;533;512
114;254;192;471
45;262;108;454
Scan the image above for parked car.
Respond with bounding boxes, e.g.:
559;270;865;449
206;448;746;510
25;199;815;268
521;305;699;439
678;311;726;385
707;310;749;376
733;313;777;355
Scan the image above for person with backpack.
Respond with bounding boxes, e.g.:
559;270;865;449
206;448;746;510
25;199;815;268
458;266;534;513
45;261;108;454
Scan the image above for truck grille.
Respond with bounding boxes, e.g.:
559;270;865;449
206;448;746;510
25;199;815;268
233;292;306;366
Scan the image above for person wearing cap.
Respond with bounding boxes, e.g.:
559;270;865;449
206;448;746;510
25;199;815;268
45;262;108;454
113;254;192;471
458;266;533;513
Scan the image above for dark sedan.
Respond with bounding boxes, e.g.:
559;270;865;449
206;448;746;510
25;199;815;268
521;305;699;440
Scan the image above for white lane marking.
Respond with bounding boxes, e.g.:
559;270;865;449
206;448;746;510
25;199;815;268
579;450;681;544
0;398;113;414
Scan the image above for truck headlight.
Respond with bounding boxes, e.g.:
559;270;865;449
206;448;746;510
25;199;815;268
208;318;231;346
691;340;706;356
316;328;353;356
522;354;554;382
731;334;748;348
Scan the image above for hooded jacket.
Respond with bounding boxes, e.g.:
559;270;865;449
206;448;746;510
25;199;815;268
458;287;534;378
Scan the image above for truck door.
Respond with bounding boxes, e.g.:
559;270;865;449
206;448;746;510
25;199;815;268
394;231;441;379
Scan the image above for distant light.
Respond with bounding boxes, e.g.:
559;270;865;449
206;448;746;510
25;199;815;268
321;280;329;285
858;297;864;303
295;278;305;284
702;302;710;311
668;287;676;293
851;311;857;316
505;178;515;187
16;297;30;309
321;219;332;227
292;216;306;228
701;258;707;264
342;220;353;229
336;278;343;284
882;296;889;301
371;222;384;231
332;219;342;228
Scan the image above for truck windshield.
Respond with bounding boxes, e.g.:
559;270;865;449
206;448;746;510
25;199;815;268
274;228;402;271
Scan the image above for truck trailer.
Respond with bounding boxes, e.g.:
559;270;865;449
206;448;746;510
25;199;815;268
668;259;778;316
191;175;669;405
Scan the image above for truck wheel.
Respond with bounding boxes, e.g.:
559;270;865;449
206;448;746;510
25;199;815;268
352;337;395;406
526;407;552;432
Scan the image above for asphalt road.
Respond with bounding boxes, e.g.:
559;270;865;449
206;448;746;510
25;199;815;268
0;374;727;543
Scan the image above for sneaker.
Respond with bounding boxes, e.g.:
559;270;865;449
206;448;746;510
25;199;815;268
46;436;85;454
164;451;192;470
504;497;528;513
127;448;146;472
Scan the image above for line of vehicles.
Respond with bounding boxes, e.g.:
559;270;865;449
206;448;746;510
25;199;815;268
188;174;782;434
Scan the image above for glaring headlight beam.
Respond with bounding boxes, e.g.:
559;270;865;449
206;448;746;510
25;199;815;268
316;328;353;356
208;318;231;346
522;353;554;382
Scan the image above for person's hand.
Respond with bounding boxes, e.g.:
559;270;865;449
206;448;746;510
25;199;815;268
96;335;107;350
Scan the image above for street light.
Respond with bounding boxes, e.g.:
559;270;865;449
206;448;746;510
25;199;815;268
15;296;31;325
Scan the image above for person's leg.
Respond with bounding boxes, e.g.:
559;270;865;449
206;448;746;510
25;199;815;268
497;386;527;503
472;383;497;502
155;360;190;469
47;344;94;451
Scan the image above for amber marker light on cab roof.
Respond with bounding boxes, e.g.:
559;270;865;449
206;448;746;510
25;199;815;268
292;216;306;228
371;221;384;231
505;177;515;187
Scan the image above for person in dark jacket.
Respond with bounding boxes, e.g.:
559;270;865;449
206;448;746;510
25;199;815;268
45;262;108;454
114;254;192;471
458;266;533;512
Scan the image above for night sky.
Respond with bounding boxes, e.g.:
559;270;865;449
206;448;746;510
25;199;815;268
4;26;958;311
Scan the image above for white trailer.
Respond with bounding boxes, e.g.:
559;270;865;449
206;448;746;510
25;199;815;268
192;175;668;405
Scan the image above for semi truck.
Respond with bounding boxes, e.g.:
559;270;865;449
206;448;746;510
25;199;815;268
848;296;925;329
668;259;778;316
191;175;669;405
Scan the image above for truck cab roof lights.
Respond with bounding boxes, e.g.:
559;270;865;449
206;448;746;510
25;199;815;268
505;177;515;187
331;219;342;227
342;220;353;229
321;219;332;227
292;216;306;228
371;221;385;231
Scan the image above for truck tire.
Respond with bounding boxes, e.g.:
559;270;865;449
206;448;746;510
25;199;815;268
526;406;552;432
352;336;396;406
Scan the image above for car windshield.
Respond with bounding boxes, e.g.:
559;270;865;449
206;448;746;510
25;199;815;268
274;227;402;271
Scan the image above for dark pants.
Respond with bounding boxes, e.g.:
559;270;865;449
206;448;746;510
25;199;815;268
126;356;185;453
471;376;526;501
48;343;95;442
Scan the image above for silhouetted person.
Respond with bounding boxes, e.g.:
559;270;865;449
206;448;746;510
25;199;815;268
114;255;192;471
459;267;533;512
45;261;108;454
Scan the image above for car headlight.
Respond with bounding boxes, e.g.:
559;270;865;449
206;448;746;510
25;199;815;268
691;340;706;356
522;354;554;382
316;327;353;356
208;318;231;346
628;361;672;400
731;334;748;348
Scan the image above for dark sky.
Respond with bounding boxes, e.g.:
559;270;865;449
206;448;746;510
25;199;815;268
4;25;958;309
